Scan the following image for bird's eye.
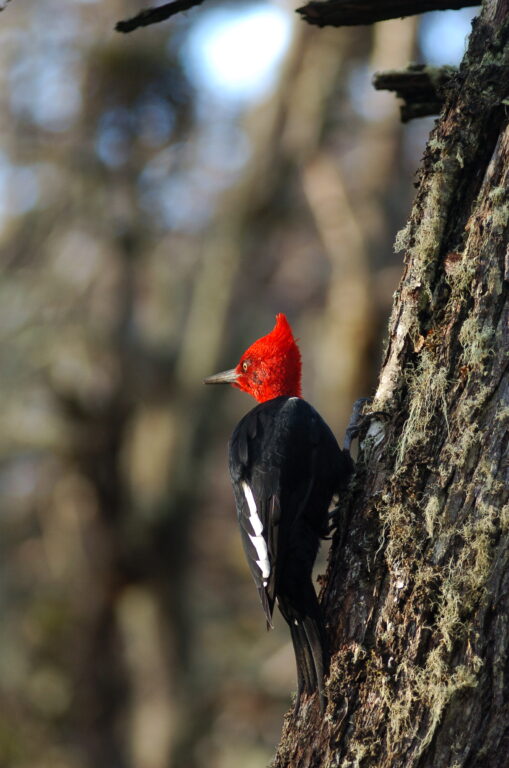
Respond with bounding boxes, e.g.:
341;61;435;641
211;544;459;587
242;361;249;372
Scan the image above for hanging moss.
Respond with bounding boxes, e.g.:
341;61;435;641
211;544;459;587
397;347;450;466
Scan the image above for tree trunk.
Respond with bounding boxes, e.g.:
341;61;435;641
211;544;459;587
275;2;509;766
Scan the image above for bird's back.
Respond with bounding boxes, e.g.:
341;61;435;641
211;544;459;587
229;395;351;623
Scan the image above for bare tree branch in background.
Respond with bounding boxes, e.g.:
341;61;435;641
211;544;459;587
116;0;479;33
298;0;479;28
115;0;206;33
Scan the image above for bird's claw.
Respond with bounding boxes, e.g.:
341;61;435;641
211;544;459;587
344;397;388;452
326;505;341;536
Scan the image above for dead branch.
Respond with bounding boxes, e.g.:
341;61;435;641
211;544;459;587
297;0;479;28
373;64;456;122
115;0;206;33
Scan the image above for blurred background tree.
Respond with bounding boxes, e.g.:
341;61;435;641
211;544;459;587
0;2;476;767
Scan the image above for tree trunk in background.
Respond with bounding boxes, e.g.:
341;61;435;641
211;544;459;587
275;3;509;766
304;17;417;430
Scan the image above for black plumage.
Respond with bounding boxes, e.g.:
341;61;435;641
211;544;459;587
228;395;353;710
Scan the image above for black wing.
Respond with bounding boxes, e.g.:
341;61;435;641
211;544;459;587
228;396;351;627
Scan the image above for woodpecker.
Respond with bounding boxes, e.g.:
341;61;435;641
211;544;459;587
204;314;354;711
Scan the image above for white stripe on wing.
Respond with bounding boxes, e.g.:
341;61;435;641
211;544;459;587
242;481;270;581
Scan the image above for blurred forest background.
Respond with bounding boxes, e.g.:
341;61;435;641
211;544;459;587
0;1;477;767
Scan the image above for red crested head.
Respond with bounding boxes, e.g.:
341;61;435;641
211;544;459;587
236;314;302;402
204;314;302;403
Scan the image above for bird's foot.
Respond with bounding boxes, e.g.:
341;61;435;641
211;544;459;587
326;505;341;535
344;397;388;452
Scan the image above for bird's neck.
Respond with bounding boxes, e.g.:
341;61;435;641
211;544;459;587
254;382;302;403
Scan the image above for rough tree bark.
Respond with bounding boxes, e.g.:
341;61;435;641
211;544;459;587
275;1;509;766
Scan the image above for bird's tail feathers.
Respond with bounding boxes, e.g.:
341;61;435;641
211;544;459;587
279;583;329;712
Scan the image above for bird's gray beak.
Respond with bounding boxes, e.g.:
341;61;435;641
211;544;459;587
203;368;239;385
